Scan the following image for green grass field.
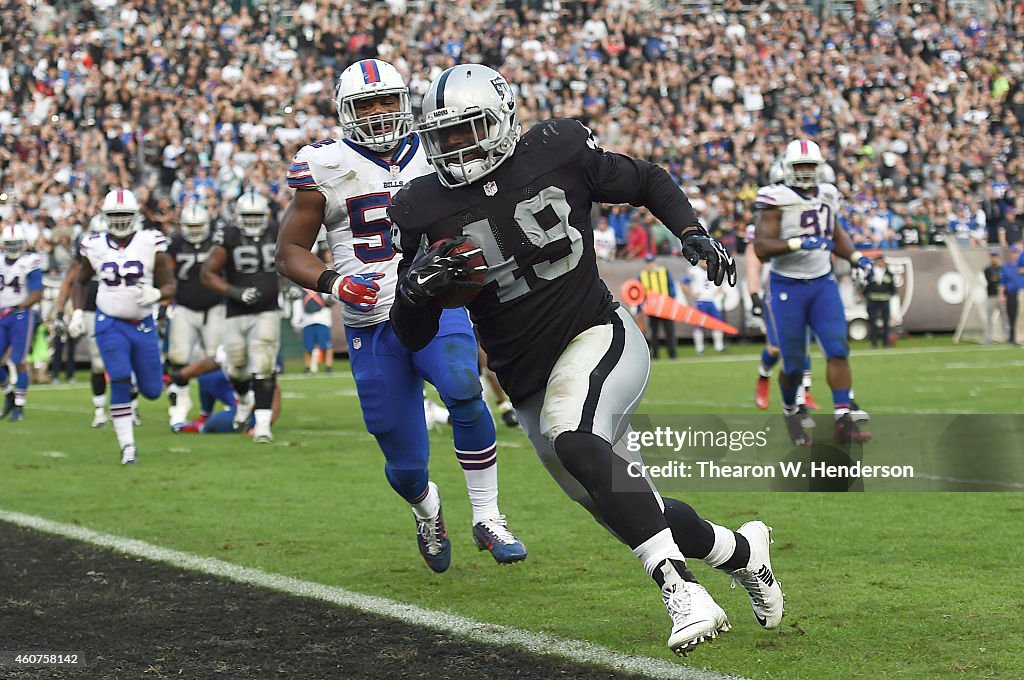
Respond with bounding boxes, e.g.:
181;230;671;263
4;335;1024;679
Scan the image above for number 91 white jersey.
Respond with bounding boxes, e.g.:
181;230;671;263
80;230;169;320
755;183;842;280
287;134;432;328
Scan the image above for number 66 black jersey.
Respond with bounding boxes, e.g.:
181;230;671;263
389;118;701;402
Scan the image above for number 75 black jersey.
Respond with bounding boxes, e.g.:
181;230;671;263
167;234;223;311
214;224;280;317
389;118;699;402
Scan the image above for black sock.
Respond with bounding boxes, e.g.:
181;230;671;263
663;496;750;571
720;534;751;572
652;558;697;588
231;378;251;396
554;431;669;549
253;377;275;410
91;371;106;397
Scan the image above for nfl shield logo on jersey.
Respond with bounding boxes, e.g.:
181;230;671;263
484;181;498;197
353;337;362;350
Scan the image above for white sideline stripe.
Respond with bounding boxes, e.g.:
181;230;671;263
0;510;750;680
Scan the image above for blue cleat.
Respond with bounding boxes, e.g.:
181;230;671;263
415;483;451;573
8;405;24;422
473;516;528;564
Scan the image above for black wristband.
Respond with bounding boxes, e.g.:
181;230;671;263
317;269;341;295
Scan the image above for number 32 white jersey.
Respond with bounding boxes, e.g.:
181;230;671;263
80;230;169;320
755;182;842;280
287;134;432;328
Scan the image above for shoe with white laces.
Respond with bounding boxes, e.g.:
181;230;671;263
797;403;816;430
252;426;274;444
472;515;527;564
415;482;451;573
120;445;137;465
729;520;784;628
91;409;109;428
233;391;255;431
663;579;731;656
849;399;870;422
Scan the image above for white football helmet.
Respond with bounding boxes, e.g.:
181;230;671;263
334;59;413;152
235;191;270;238
88;213;108;233
418;64;521;188
781;139;825;189
1;223;27;259
819;163;836;184
180;203;211;244
768;160;784;184
101;188;142;238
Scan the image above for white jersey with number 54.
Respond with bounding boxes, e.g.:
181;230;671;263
80;230;169;320
755;183;842;280
287;134;432;328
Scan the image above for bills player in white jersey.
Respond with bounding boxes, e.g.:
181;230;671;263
0;224;44;422
56;213;117;427
753;140;872;447
276;58;526;572
69;189;176;464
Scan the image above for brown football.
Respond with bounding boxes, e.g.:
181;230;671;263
431;238;486;308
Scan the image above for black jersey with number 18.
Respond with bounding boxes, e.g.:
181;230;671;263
389;118;700;402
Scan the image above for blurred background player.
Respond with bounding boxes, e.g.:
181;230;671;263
276;58;526;571
169;349;281;434
69;188;176;464
0;224;43;422
862;254;896;348
200;190;281;444
55;214;112;427
639;254;678;359
165;202;225;427
478;343;518;428
753;140;873;447
683;260;725;355
290;286;335;374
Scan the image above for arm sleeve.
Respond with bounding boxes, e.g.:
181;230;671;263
387;208;442;352
583;146;701;239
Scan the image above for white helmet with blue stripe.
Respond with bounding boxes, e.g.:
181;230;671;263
334;59;412;152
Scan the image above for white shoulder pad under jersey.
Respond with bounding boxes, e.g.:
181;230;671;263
287;134;432;327
755;183;841;280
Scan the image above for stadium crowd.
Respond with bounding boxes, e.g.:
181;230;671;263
1;0;1022;270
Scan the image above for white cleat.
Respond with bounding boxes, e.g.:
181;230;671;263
91;409;109;428
120;445;137;465
729;521;784;629
233;391;255;431
252;426;274;444
664;580;731;656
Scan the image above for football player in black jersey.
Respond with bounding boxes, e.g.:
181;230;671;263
200;190;280;443
389;64;782;655
165;202;226;428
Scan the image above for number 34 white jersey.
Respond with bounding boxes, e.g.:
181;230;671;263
287;134;432;328
755;182;842;280
80;230;169;320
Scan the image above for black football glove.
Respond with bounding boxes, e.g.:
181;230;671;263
750;292;763;317
680;226;737;287
398;236;487;307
